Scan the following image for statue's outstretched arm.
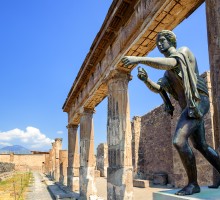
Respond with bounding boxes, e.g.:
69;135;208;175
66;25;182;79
122;56;177;70
138;67;174;116
137;67;160;93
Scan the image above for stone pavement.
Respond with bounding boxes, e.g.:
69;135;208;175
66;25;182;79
25;172;55;200
95;177;170;200
30;172;171;200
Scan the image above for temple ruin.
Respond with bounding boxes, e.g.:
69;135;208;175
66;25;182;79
62;0;220;199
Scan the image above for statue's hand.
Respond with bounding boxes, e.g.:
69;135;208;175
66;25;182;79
121;56;139;66
137;67;148;81
164;104;174;117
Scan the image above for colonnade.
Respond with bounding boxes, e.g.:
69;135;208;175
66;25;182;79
67;70;133;199
65;1;220;199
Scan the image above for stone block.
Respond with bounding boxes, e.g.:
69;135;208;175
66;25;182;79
133;179;150;188
153;173;168;185
95;170;100;177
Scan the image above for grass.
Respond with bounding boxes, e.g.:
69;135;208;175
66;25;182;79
0;171;33;200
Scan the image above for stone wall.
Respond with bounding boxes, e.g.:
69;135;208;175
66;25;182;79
0;153;47;172
136;105;174;182
0;162;15;173
132;71;216;187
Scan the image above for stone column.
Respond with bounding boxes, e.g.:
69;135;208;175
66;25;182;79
59;150;68;185
79;108;97;200
107;70;133;200
54;138;63;182
67;124;80;191
51;142;55;179
131;116;141;178
206;0;220;185
96;143;108;177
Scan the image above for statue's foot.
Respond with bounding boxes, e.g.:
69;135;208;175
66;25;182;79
208;180;220;189
175;183;200;196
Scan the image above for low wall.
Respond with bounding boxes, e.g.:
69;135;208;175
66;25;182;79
0;162;15;173
0;154;47;172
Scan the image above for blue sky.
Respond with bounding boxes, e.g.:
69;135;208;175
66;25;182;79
0;1;209;152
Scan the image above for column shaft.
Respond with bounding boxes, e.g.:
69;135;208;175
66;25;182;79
80;108;97;200
55;138;62;182
107;70;133;200
67;124;80;191
206;0;220;184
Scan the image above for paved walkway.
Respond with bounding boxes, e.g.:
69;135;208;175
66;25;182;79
25;172;54;200
95;177;170;200
25;172;171;200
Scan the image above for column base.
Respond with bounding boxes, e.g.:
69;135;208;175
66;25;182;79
67;167;79;191
107;166;133;200
80;166;97;200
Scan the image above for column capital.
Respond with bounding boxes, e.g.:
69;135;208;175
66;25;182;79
79;107;95;116
55;138;63;142
66;124;79;130
106;69;132;83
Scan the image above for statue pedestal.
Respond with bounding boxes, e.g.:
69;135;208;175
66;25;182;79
153;187;220;200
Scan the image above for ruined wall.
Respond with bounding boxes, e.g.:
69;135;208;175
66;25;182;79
137;105;174;182
96;143;108;177
0;162;15;173
132;71;215;187
0;154;47;172
59;150;68;185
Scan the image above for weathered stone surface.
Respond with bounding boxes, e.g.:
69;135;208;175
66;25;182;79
133;179;149;188
54;138;62;182
79;108;97;199
96;143;108;177
95;170;100;178
107;70;133;199
0;153;48;172
0;162;14;173
59;150;68;185
67;124;80;191
80;166;97;200
131;116;141;178
153;173;168;185
206;0;220;186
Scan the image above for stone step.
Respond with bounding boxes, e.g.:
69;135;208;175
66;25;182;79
133;179;150;188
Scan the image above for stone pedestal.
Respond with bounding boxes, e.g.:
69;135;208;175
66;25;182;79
67;124;80;191
107;70;133;200
153;187;220;200
79;108;97;200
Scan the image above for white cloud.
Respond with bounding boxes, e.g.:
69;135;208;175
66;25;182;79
0;127;53;151
0;142;12;146
57;130;63;134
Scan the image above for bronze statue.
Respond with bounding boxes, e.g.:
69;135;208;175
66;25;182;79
122;30;220;196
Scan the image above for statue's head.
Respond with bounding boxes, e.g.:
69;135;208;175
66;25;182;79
156;30;177;53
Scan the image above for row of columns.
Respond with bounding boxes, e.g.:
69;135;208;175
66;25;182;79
66;2;220;199
67;71;133;199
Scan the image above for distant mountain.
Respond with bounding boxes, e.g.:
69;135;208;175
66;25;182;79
0;145;31;154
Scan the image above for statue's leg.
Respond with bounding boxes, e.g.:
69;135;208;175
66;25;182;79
190;120;220;188
173;109;201;195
